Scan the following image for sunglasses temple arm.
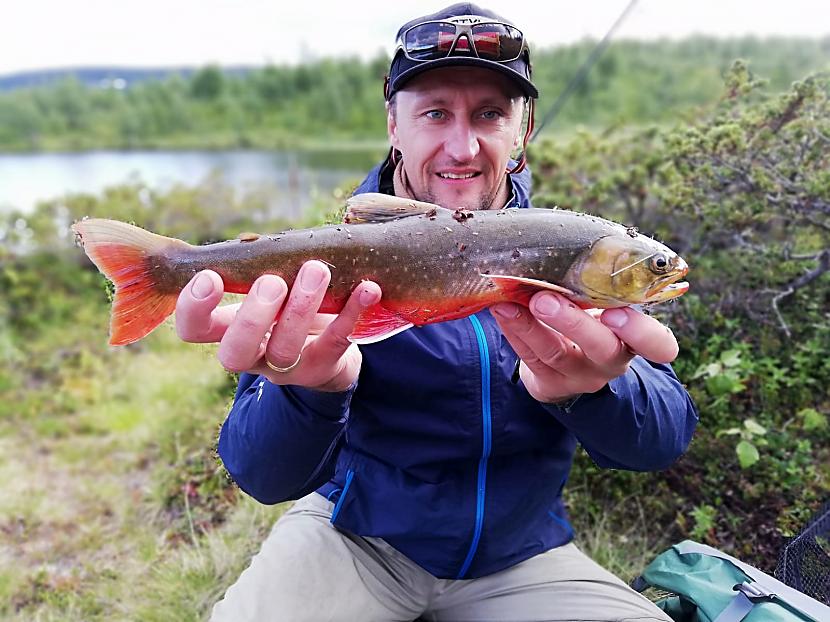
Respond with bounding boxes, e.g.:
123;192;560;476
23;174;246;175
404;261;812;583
507;98;534;175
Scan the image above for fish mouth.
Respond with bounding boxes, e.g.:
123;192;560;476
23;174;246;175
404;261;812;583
643;280;689;303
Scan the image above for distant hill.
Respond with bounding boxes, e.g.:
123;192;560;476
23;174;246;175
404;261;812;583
0;66;253;91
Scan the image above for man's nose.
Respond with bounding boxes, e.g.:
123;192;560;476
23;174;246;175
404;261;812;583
443;120;480;162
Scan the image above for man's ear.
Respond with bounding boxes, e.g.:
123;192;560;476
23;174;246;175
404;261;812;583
387;104;400;150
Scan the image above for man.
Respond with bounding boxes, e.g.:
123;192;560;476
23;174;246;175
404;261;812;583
177;4;698;620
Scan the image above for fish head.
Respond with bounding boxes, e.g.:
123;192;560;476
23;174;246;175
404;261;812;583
566;234;689;306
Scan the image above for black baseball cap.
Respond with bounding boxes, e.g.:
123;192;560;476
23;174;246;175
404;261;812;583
386;3;538;100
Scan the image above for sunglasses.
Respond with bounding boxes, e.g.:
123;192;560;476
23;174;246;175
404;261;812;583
396;16;527;63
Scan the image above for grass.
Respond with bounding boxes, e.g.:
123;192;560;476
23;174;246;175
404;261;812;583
0;316;289;620
570;492;667;584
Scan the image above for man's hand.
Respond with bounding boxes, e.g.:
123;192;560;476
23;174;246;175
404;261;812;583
491;292;679;405
175;261;382;392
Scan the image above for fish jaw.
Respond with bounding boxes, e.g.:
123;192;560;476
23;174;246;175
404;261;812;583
643;280;689;304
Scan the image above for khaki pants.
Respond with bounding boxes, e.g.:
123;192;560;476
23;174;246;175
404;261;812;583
211;493;671;622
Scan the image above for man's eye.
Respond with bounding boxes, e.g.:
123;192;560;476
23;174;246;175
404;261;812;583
482;110;502;120
425;110;444;120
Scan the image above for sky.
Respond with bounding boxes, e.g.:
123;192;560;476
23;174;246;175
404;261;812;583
2;0;829;75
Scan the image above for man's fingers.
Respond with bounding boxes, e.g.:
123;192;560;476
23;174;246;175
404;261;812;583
491;303;574;371
600;307;679;364
309;280;382;360
217;274;288;372
176;270;234;343
309;313;338;336
264;261;331;369
529;293;630;369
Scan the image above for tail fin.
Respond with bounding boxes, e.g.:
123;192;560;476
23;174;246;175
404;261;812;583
71;218;189;346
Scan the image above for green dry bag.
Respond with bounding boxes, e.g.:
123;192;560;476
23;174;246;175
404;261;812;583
632;541;830;622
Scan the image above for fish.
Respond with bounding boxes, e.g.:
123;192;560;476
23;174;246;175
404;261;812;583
71;193;689;346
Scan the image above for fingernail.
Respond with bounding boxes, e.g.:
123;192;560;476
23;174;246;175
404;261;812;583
492;303;521;319
359;287;378;306
602;307;629;328
256;276;284;303
299;263;326;292
533;294;560;317
191;273;213;299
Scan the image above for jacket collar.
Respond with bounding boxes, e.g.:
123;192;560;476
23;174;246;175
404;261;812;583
360;156;534;209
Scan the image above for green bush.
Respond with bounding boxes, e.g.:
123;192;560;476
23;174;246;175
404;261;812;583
532;64;830;569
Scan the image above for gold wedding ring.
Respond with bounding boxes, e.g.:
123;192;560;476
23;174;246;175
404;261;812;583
265;353;302;373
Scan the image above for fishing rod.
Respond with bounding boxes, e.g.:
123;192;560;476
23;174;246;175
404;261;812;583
529;0;639;143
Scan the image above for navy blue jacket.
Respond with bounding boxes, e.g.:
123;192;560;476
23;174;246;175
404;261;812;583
218;160;698;579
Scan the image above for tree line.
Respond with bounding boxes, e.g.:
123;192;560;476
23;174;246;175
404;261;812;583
0;36;827;151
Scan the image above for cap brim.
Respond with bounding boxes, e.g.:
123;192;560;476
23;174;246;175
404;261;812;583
390;56;538;99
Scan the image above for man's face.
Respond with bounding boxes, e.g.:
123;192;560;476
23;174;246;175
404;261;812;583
388;66;525;211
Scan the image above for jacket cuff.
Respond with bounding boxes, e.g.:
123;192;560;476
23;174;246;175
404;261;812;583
552;393;586;414
541;381;616;417
280;382;356;422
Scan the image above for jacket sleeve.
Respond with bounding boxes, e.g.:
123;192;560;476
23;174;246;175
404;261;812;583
217;372;353;504
541;358;698;471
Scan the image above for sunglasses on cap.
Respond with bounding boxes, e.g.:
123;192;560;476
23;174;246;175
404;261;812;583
395;15;527;63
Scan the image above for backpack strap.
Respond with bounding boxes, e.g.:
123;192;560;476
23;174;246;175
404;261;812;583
713;590;754;622
713;582;778;622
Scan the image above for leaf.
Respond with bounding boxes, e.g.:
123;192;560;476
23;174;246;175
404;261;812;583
690;504;718;541
706;373;744;397
720;349;742;367
799;408;827;431
736;440;760;468
716;427;742;437
705;363;723;377
692;362;719;380
743;419;767;436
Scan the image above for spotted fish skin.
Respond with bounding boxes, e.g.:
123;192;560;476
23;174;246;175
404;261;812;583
71;194;688;346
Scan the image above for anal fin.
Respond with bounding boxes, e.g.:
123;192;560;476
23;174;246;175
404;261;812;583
349;304;414;344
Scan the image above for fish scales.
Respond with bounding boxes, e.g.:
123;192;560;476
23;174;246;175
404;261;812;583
156;209;618;318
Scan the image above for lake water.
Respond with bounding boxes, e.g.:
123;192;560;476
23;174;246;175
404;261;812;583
0;148;385;220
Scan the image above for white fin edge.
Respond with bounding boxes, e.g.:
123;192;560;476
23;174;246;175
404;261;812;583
349;322;415;345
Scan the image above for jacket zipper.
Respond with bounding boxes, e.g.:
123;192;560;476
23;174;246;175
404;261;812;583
457;314;493;579
329;468;354;523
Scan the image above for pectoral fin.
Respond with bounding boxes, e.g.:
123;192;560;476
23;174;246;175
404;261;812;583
349;303;414;344
486;274;577;306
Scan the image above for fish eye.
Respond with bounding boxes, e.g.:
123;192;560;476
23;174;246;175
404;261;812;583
649;253;671;274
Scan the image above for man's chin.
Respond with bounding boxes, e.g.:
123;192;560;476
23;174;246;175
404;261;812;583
428;186;492;211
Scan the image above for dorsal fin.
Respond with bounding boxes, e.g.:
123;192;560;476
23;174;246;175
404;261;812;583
344;193;448;224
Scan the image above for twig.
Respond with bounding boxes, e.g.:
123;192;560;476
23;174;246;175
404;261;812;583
768;91;807;135
710;155;756;191
183;483;201;549
805;215;830;232
770;248;830;337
